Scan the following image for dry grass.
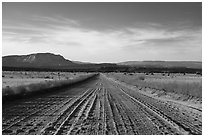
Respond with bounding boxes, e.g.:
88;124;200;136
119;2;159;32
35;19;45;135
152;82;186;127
2;73;98;103
2;78;52;88
2;71;89;88
106;73;202;98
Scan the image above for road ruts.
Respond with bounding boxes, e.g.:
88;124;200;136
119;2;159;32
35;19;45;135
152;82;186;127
102;74;202;135
2;73;202;135
2;76;99;135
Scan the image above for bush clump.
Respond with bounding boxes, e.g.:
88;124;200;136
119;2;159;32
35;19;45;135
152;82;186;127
138;75;145;80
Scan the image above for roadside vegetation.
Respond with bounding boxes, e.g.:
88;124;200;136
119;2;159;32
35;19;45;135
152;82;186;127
2;72;98;103
2;71;88;88
105;73;202;99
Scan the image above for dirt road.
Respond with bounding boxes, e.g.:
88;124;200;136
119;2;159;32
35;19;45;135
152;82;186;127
2;74;202;135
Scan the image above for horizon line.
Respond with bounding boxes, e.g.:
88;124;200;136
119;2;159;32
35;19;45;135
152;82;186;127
2;52;202;63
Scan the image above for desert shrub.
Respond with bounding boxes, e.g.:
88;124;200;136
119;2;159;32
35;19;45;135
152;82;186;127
138;75;145;80
44;76;50;79
196;72;202;75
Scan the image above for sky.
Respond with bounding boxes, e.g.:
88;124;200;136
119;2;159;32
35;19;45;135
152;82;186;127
2;2;202;63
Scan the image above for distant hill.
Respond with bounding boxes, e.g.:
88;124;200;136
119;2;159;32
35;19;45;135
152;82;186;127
72;61;93;65
118;61;202;69
2;53;118;71
2;53;77;69
2;53;202;73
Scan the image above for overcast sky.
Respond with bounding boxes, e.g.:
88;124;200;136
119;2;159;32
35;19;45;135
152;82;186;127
2;2;202;63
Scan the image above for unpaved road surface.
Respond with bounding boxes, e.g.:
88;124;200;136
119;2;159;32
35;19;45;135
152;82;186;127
2;74;202;135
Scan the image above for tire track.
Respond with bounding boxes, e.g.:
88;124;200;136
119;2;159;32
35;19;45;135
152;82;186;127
107;93;126;134
104;74;202;135
3;81;97;135
120;88;183;134
112;87;158;135
102;75;187;135
40;88;93;134
53;88;96;135
68;88;98;135
120;87;201;134
101;78;137;135
2;97;63;134
103;89;119;135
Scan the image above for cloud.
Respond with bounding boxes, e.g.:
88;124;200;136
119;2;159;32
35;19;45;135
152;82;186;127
31;15;80;26
2;15;202;62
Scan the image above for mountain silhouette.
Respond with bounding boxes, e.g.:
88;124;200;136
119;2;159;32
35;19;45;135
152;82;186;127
2;53;76;68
